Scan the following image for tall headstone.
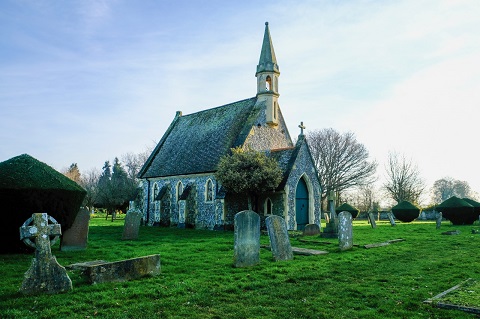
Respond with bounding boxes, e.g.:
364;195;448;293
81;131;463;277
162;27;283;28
387;212;396;226
122;208;143;240
321;191;338;238
368;212;377;228
19;213;72;295
303;224;320;236
338;211;353;251
436;211;442;229
233;210;260;267
266;215;293;261
61;207;91;251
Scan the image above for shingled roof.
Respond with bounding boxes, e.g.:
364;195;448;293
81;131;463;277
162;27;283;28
139;97;262;178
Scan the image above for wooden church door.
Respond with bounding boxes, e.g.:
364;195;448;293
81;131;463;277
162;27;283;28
295;178;309;230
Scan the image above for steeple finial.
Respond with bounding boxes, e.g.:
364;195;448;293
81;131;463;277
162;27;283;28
256;22;279;75
298;122;306;136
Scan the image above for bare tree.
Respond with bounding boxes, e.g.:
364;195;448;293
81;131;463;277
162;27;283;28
307;128;377;207
79;168;100;211
384;152;425;204
431;177;471;203
62;163;81;184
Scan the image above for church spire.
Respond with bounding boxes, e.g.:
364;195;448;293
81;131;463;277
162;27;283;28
256;22;279;75
256;22;280;126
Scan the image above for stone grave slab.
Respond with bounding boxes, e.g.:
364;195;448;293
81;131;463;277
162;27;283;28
442;230;460;235
233;210;260;267
303;224;320;236
261;245;328;256
364;238;405;249
338;211;353;251
387;212;396;226
61;207;91;251
436;212;443;229
19;213;72;295
424;278;480;315
266;215;293;261
74;254;161;284
122;208;143;240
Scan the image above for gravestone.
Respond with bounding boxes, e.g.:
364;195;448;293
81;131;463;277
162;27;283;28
321;191;338;238
122;208;143;240
436;212;442;229
19;213;72;295
61;207;90;251
266;215;293;261
303;224;320;236
368;212;377;228
233;210;260;267
387;212;396;226
338;211;353;251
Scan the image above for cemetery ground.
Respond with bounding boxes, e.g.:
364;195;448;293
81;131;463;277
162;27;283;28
1;217;479;319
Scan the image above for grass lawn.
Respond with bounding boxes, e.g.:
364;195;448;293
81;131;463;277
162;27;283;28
1;217;479;319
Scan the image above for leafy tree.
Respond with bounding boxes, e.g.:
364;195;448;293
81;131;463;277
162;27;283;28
215;147;282;211
384;152;425;204
431;177;471;204
306;128;377;208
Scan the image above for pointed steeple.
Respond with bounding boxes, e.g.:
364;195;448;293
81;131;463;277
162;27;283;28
255;22;280;126
256;22;279;75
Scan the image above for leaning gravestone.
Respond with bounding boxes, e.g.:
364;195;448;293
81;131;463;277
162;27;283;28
368;212;377;228
303;224;320;236
19;213;72;294
233;210;260;267
122;208;143;240
387;212;396;226
61;207;91;251
266;215;293;261
338;211;353;251
436;212;442;229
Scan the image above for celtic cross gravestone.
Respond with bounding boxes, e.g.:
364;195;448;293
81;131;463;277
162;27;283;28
19;213;72;294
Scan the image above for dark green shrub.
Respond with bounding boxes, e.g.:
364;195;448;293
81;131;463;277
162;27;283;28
391;200;420;222
437;196;476;225
0;154;86;253
336;203;360;218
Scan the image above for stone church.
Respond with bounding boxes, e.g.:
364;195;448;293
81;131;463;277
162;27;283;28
138;22;322;230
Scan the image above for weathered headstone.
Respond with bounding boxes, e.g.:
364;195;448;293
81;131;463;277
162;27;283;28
387;212;396;226
303;224;320;236
368;212;377;228
122;208;143;240
338;211;353;251
436;211;442;229
61;207;90;251
19;213;72;295
266;215;293;261
321;191;338;238
233;210;260;267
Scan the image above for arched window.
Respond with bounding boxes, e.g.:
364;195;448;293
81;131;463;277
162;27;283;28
152;183;159;201
266;76;272;91
264;198;273;215
205;179;214;202
176;181;183;201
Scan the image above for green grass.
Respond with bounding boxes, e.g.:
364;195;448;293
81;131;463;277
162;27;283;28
1;218;479;319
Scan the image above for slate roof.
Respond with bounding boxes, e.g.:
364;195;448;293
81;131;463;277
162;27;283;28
270;146;299;190
139;97;262;178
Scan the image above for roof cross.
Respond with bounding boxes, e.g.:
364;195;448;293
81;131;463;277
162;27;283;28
298;122;306;136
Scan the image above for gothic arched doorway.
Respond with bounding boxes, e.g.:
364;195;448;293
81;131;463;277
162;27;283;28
295;177;309;230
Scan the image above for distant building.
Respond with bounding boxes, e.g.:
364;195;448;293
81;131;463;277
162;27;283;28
138;23;322;230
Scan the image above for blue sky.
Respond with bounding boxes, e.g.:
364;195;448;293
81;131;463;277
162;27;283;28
1;0;480;201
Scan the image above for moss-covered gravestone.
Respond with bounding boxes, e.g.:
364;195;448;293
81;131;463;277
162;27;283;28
19;213;72;294
233;210;260;268
265;215;293;261
0;154;86;253
391;201;420;223
437;196;476;225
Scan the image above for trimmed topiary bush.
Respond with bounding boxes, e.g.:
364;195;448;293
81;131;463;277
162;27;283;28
462;198;480;219
437;196;476;225
0;154;86;253
336;203;360;218
391;201;420;223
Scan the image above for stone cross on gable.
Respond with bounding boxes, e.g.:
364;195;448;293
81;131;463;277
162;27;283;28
298;122;306;136
19;213;72;295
